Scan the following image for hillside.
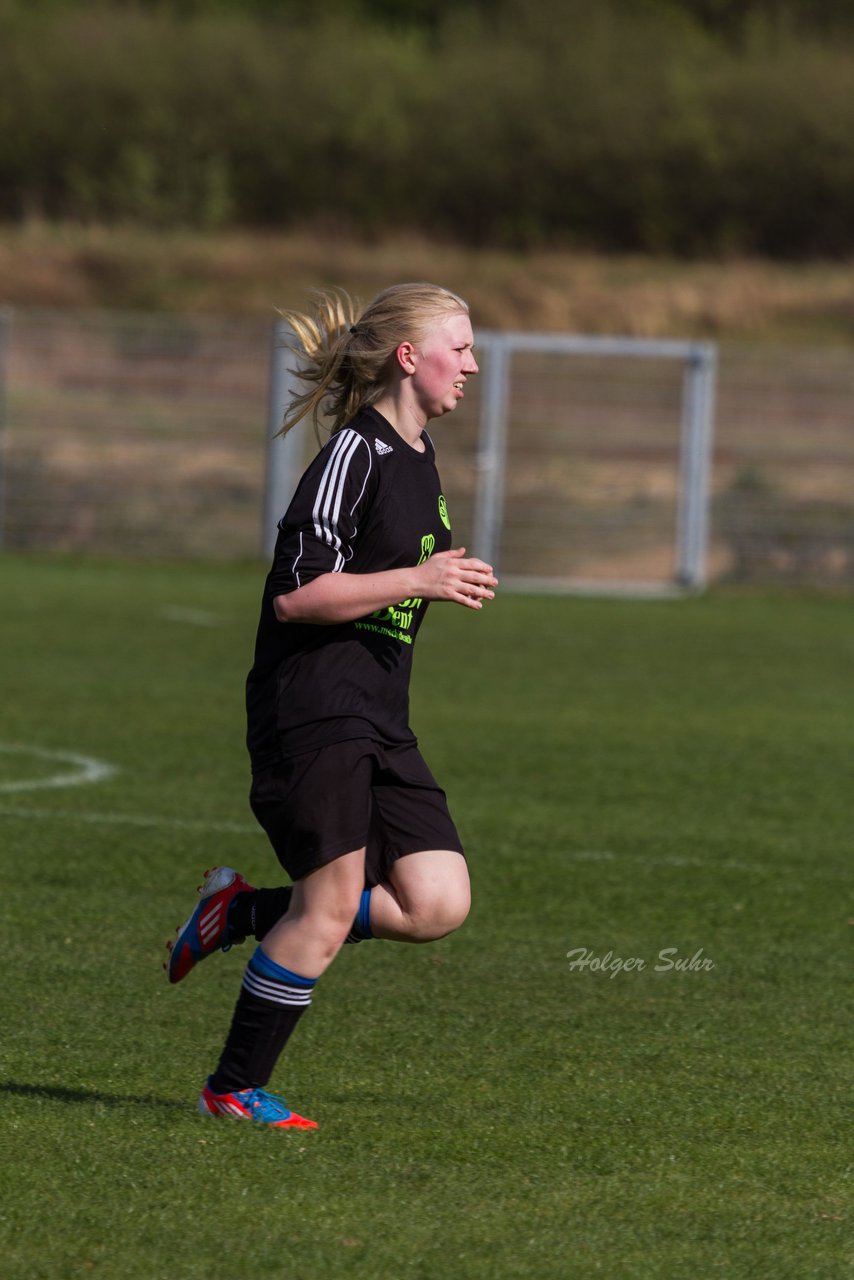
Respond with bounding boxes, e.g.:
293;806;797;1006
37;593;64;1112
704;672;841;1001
3;222;854;344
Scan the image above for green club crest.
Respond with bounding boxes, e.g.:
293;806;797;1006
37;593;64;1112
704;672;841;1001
438;495;451;531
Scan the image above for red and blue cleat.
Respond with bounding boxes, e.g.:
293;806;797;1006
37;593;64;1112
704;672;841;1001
198;1079;318;1129
165;866;254;985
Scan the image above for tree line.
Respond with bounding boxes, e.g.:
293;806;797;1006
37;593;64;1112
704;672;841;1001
2;0;854;255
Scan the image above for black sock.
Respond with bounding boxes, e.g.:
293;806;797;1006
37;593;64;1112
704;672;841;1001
230;885;371;944
229;887;293;941
209;947;316;1094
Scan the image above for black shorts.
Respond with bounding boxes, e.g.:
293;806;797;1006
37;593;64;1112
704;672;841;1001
249;737;464;885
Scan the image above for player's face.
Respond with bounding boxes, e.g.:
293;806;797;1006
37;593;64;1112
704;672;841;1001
410;311;478;421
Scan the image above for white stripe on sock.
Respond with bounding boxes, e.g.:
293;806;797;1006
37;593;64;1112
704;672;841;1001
242;970;313;1006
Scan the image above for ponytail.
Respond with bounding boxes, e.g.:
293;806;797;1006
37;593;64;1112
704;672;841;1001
275;282;469;441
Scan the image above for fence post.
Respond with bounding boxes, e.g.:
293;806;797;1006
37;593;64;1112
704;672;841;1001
0;308;11;549
263;320;305;560
472;332;510;572
676;343;717;589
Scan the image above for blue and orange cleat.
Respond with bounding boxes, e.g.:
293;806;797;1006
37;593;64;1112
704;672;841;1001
165;866;254;985
198;1079;318;1130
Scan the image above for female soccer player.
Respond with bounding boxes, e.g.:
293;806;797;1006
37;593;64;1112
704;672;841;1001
166;283;497;1129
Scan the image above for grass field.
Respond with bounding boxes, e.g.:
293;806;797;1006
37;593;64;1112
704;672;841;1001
0;553;851;1280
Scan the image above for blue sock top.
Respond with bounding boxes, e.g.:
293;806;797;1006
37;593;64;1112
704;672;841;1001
250;946;316;988
357;887;373;940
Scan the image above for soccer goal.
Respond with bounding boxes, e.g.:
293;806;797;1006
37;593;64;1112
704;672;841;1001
469;331;717;596
265;325;717;596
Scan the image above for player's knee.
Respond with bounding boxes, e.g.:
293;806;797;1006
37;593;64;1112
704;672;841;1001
410;885;471;942
300;893;361;950
442;884;471;935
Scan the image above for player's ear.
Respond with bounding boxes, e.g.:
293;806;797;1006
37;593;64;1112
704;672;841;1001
395;341;417;374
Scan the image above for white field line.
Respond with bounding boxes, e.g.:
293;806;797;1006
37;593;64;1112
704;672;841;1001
0;805;834;881
569;848;840;880
0;804;260;835
0;743;118;794
572;848;778;875
0;748;838;878
0;741;252;834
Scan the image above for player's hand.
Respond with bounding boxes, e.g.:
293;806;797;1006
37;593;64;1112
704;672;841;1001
415;547;498;610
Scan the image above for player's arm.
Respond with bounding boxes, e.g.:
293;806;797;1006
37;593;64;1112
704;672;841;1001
274;548;497;624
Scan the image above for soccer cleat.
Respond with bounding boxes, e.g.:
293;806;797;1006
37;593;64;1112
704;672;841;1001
198;1079;317;1130
165;866;255;985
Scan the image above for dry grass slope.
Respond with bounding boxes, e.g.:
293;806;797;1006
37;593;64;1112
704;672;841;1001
3;222;854;344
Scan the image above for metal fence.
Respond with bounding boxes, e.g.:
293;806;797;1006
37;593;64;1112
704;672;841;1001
0;308;269;560
2;307;854;588
711;345;854;584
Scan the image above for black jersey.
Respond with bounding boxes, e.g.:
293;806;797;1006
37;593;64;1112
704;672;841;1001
246;406;453;770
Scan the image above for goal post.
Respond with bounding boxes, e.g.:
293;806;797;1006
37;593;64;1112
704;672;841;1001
676;342;717;591
263;319;309;560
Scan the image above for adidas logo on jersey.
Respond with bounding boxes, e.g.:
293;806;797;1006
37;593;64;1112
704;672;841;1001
374;438;394;455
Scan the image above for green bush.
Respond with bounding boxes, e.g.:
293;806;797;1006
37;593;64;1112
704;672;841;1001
2;0;854;253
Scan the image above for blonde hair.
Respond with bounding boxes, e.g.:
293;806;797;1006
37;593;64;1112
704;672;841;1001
275;282;469;440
